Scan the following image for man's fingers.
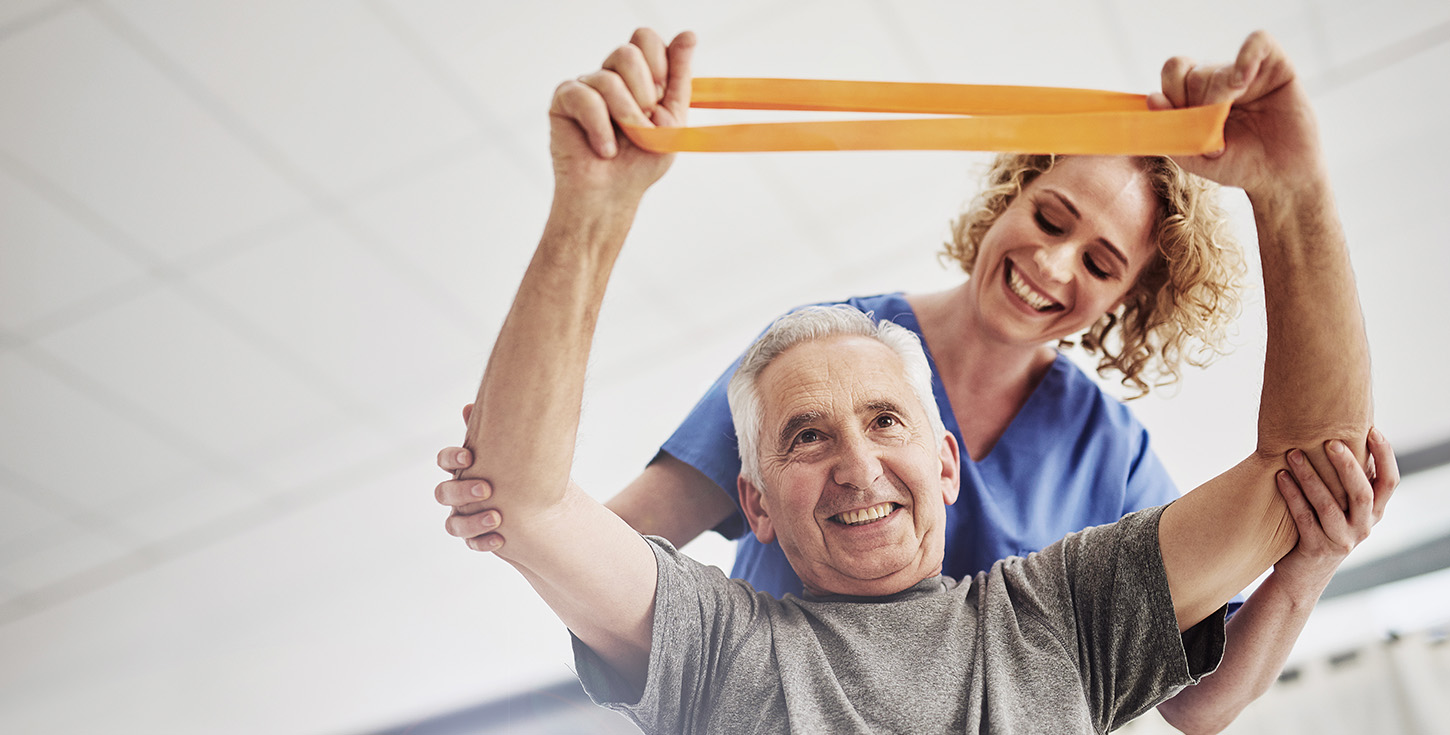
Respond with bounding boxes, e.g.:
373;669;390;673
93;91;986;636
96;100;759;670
602;41;661;116
551;77;619;157
435;478;491;506
577;67;652;129
630;28;670;102
1233;30;1276;92
1159;56;1195;109
659;31;697;123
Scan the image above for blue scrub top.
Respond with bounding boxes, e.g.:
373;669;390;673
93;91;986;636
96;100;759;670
660;293;1181;599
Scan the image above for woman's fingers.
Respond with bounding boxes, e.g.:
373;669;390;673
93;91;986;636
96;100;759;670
437;446;472;472
445;507;502;539
1366;427;1400;521
1286;448;1352;544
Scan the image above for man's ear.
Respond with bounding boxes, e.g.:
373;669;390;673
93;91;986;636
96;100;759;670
939;431;961;506
738;475;776;544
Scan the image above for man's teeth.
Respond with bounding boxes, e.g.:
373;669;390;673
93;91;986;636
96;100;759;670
834;502;898;526
1008;264;1058;311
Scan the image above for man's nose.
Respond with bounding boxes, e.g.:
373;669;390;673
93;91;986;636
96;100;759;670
832;433;883;491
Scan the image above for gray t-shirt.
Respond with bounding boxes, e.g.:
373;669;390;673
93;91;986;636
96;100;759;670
574;505;1225;734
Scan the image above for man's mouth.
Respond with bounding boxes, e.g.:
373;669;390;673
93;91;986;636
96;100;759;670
1005;260;1063;312
830;502;900;526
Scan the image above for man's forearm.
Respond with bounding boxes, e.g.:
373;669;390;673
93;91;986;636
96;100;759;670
458;195;638;534
1162;169;1371;629
1251;176;1372;458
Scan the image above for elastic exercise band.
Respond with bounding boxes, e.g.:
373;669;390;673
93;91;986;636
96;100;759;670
620;78;1230;156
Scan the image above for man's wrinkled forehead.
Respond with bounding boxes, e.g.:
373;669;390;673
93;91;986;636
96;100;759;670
758;338;920;438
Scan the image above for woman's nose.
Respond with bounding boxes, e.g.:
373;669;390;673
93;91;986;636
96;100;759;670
1034;244;1075;283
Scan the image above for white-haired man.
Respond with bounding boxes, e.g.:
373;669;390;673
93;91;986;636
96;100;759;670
437;30;1395;734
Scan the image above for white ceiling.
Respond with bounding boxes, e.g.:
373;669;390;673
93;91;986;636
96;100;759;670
1;1;1448;733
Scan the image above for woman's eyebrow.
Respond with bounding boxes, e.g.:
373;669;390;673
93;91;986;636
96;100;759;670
1042;189;1129;268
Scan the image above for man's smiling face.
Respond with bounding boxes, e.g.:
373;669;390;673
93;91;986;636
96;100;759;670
739;335;960;598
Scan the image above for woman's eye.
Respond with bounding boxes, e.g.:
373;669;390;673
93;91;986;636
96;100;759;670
1034;210;1064;236
1083;254;1112;280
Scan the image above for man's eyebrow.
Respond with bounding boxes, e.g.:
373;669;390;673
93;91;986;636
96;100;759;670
1043;189;1129;268
777;411;823;450
863;399;907;417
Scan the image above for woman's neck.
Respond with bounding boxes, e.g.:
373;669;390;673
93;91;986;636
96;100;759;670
906;283;1059;460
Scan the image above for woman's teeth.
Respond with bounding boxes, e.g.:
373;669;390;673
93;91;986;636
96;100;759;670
833;502;898;526
1007;263;1059;312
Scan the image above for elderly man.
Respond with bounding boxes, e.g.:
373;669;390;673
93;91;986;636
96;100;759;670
438;30;1395;734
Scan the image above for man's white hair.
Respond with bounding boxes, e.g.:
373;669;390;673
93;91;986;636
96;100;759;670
726;305;947;490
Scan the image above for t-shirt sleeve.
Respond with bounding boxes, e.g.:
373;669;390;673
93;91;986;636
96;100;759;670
1012;505;1227;732
657;355;750;539
572;537;766;734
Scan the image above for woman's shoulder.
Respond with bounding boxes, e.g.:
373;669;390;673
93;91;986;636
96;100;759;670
1037;353;1152;433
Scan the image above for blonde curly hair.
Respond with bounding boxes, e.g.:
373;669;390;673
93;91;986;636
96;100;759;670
941;154;1246;398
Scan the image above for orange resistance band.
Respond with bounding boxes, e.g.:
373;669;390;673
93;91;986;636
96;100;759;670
620;78;1230;156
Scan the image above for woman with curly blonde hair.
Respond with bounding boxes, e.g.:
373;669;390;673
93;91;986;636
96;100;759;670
942;153;1244;398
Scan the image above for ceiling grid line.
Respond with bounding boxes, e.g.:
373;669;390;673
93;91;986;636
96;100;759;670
362;0;545;191
0;148;382;422
0;433;449;626
84;0;489;337
1305;18;1450;96
0;0;72;43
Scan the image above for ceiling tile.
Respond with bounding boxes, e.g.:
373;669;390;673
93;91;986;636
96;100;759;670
0;352;203;508
378;0;641;135
108;0;478;196
341;142;549;330
0;0;63;30
1316;0;1450;68
703;0;916;81
885;1;1132;87
1102;0;1327;86
29;287;340;462
186;217;482;423
0;8;309;263
102;470;259;549
0;484;72;565
0;522;131;591
0;165;150;332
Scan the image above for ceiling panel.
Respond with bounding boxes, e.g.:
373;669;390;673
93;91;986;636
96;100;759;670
0;8;308;262
0;165;150;332
29;287;340;462
0;352;205;508
107;0;479;197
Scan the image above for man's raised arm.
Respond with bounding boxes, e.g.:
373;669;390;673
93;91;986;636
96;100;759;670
1155;32;1377;630
442;30;697;689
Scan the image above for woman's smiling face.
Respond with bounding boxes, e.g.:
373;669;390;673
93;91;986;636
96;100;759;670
969;156;1161;346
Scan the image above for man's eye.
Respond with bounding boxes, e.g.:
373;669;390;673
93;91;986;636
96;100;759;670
874;415;898;429
1034;210;1064;236
795;429;822;445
